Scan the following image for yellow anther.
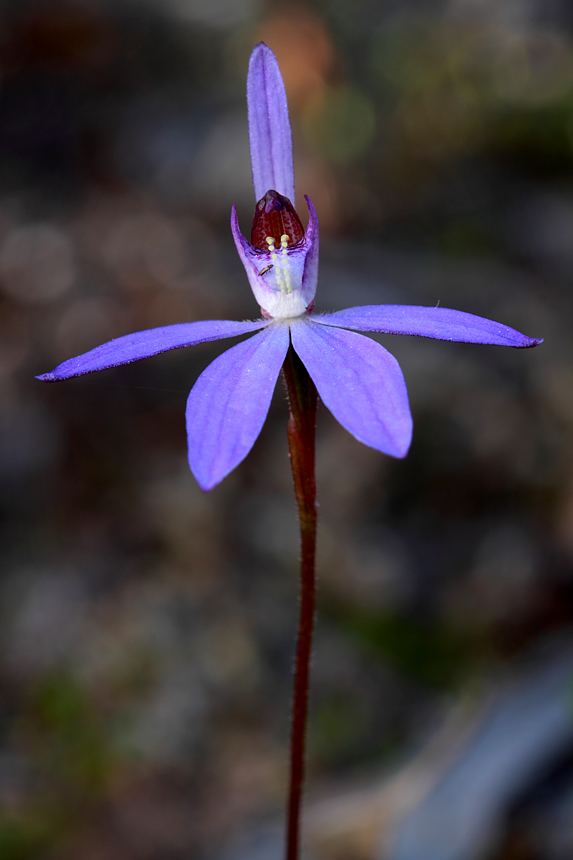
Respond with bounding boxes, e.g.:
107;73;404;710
264;237;281;288
263;235;294;295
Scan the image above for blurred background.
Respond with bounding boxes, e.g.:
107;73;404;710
1;0;572;858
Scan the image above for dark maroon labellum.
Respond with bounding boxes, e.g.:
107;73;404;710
250;189;305;251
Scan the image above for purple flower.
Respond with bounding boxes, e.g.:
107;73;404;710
38;43;541;491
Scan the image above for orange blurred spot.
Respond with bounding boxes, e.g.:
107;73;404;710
258;9;334;108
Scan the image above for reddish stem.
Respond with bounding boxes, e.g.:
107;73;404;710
282;346;318;860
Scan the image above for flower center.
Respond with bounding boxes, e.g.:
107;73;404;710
250;189;304;251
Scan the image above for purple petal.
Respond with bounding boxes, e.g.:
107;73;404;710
312;305;542;348
291;320;412;458
186;323;289;490
36;319;270;381
247;43;295;203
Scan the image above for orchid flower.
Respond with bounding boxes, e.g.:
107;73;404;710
38;43;541;491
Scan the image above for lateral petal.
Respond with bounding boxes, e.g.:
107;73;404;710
247;43;295;203
36;319;269;381
312;305;542;348
301;195;320;306
291;320;412;459
186;323;289;490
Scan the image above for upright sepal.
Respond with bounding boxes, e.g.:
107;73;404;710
248;43;295;203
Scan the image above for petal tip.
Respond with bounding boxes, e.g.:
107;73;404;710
188;455;220;492
252;41;272;54
387;425;413;460
513;335;543;349
195;474;219;493
303;195;319;232
249;42;278;67
36;372;56;382
394;438;412;459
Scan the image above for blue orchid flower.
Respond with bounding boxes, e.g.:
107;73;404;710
38;43;541;491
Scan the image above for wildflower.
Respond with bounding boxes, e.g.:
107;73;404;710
38;43;541;491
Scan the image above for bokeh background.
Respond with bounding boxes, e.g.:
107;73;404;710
1;1;572;858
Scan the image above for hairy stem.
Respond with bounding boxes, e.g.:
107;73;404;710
282;346;318;860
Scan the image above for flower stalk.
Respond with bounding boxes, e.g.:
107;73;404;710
282;346;318;860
